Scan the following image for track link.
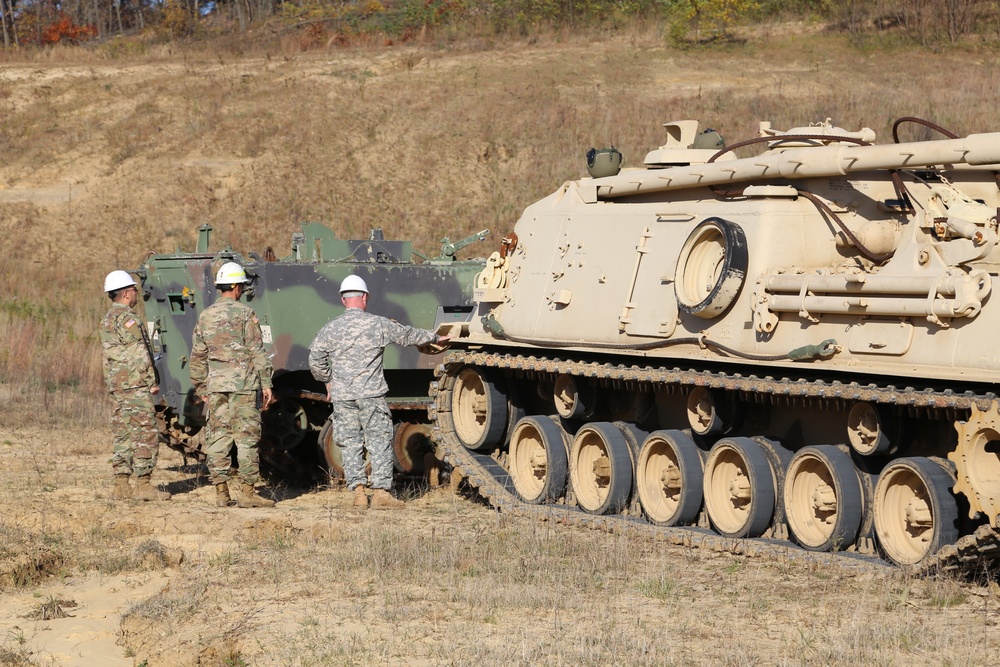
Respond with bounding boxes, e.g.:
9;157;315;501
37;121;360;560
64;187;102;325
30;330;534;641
430;350;1000;576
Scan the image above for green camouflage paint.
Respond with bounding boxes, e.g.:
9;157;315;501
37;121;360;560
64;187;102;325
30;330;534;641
137;223;486;480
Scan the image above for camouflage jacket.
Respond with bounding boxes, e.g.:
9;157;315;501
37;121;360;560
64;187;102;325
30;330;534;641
190;296;272;395
308;307;437;401
100;302;156;393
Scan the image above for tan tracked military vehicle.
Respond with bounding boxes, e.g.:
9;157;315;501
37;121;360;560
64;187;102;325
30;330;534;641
431;117;1000;567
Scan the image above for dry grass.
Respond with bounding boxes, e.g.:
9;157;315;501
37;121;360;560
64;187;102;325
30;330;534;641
114;507;1000;666
0;420;998;665
3;32;1000;407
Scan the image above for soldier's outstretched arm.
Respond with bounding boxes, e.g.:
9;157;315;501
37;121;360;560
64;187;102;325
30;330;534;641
382;317;438;348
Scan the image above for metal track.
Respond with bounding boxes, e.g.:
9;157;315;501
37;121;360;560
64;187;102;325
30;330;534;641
429;350;1000;575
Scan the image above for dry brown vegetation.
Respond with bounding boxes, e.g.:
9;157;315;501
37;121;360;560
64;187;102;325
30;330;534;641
2;421;1000;666
3;29;1000;403
3;31;1000;666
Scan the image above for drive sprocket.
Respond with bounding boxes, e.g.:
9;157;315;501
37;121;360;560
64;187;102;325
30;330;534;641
950;400;1000;525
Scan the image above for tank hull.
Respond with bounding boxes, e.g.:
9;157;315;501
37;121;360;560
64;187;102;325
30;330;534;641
436;119;1000;567
475;171;1000;385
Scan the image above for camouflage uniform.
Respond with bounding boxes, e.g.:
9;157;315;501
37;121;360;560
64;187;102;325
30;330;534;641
100;302;159;477
308;308;437;491
190;296;272;486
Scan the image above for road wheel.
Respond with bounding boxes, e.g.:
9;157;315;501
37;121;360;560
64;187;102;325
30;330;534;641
266;398;310;451
784;445;864;552
569;422;633;515
509;416;569;504
873;457;959;565
636;430;705;526
451;367;508;451
392;422;434;474
703;437;775;538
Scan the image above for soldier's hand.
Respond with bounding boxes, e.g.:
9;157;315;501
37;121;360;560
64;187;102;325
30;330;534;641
437;335;452;344
150;386;160;395
262;388;274;409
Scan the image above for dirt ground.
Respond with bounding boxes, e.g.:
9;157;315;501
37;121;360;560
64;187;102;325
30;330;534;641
0;421;504;666
1;418;1000;667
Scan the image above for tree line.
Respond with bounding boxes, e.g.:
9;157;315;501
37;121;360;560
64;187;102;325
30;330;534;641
0;0;994;49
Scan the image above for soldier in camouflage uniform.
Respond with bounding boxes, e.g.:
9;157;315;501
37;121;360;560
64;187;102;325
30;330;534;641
308;274;448;510
190;262;275;508
100;270;171;502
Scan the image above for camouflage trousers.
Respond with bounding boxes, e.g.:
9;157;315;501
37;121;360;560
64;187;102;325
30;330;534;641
332;397;393;491
204;392;262;485
110;387;159;477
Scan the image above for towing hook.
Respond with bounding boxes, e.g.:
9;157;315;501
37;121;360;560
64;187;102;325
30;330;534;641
788;338;840;361
481;314;506;338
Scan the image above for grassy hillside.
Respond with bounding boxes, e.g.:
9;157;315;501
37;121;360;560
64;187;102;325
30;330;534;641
0;29;998;410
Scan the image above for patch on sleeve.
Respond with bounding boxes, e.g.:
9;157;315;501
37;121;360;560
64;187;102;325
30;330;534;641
252;315;259;324
124;318;138;329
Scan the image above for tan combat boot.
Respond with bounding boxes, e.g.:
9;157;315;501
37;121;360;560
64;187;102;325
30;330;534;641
133;476;171;501
215;482;232;507
370;489;405;510
353;485;369;509
237;483;275;508
112;474;132;500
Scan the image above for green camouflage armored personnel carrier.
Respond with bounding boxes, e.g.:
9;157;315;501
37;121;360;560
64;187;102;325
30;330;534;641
138;222;486;483
432;116;1000;569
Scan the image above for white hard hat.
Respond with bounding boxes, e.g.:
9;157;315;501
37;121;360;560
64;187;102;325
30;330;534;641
340;275;369;294
104;270;137;292
215;262;248;285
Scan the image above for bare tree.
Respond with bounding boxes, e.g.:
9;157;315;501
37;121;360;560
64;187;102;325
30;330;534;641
942;0;976;43
233;0;248;33
3;0;19;46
